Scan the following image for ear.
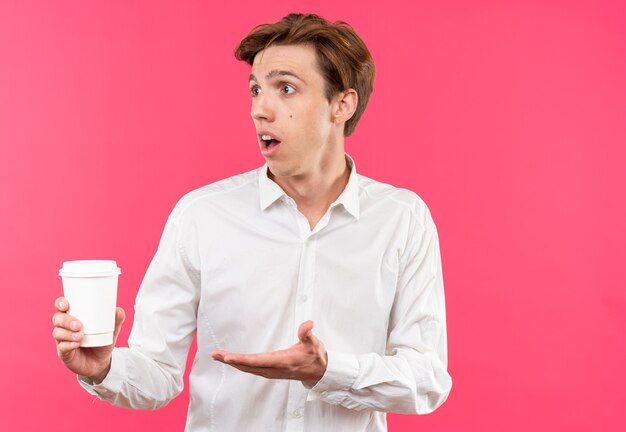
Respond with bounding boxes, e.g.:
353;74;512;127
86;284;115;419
331;89;358;125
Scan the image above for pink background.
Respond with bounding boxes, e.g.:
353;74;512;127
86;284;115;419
1;0;625;430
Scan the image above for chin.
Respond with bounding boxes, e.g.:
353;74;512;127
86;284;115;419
267;161;296;178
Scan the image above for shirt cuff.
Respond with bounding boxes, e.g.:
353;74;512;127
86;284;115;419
306;350;359;404
76;349;125;399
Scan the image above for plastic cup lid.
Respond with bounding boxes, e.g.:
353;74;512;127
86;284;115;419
59;260;121;277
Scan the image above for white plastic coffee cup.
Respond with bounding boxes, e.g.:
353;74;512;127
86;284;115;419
59;260;121;347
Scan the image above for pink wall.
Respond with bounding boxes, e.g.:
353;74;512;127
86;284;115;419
1;0;625;430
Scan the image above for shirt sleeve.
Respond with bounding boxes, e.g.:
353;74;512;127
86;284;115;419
307;216;452;414
78;212;201;410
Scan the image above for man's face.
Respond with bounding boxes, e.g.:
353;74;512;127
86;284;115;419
249;44;337;178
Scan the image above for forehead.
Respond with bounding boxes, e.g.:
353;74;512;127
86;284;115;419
251;44;321;82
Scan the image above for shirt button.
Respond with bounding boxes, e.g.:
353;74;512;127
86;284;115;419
301;295;308;302
293;408;302;418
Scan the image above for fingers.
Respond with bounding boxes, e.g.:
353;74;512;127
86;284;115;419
297;320;315;343
52;310;83;354
224;363;276;379
52;296;81;333
212;348;292;367
52;326;83;341
52;326;83;344
52;297;81;361
52;310;81;332
113;307;126;341
211;350;226;362
56;341;80;359
53;324;82;360
54;297;69;312
212;352;279;378
115;307;125;325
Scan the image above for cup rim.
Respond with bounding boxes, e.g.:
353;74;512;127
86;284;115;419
59;260;121;278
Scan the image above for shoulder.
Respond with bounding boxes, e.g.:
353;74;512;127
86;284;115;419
168;167;261;223
357;174;435;229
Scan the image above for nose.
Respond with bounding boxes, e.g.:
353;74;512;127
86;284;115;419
251;94;274;122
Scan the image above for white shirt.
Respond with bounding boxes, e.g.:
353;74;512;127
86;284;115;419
79;156;452;432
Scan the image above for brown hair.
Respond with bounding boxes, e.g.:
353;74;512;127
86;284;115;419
235;13;375;136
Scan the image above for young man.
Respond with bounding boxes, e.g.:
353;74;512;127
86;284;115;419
52;13;452;431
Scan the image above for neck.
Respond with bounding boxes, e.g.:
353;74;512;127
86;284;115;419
269;154;350;229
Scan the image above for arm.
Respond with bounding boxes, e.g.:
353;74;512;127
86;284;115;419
78;215;201;410
307;221;452;414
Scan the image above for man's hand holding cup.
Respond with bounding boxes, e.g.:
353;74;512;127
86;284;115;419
52;260;125;384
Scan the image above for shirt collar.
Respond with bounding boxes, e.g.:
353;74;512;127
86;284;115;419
258;154;360;220
332;154;360;219
258;165;286;210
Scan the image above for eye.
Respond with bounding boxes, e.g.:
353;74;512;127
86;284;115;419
281;83;295;95
250;85;261;97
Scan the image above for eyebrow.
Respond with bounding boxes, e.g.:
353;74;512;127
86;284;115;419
249;70;305;83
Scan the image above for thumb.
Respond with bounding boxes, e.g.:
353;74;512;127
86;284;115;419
112;307;126;342
298;320;315;343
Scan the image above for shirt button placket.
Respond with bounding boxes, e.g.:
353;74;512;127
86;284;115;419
300;238;315;324
285;237;316;431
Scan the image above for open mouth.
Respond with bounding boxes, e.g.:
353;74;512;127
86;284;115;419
260;134;281;149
